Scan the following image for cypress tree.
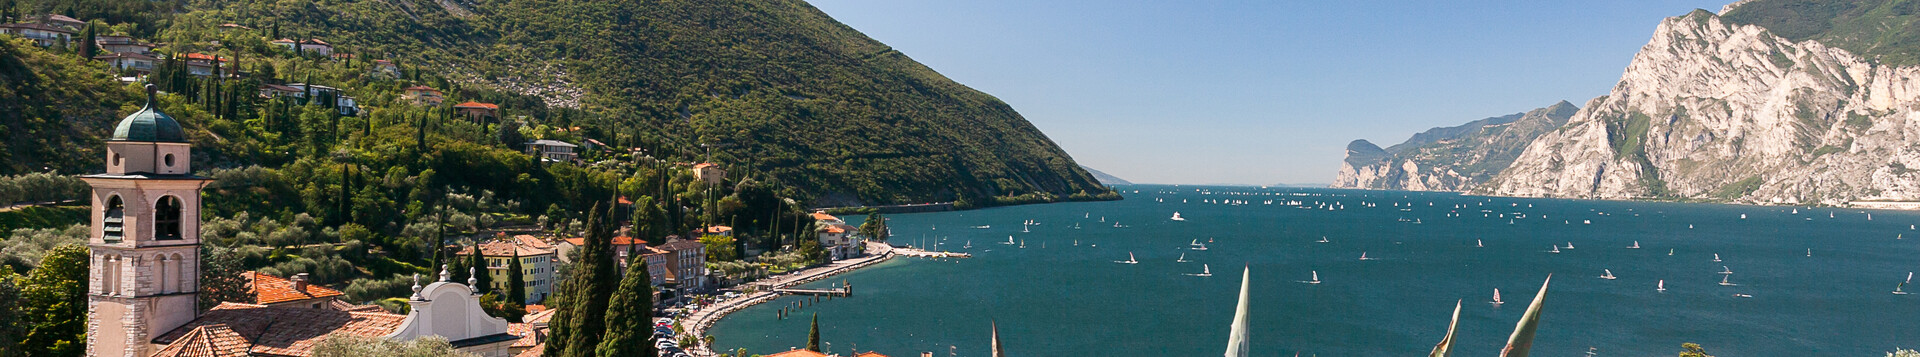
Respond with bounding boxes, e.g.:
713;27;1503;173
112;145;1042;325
468;242;492;293
544;203;617;357
76;23;94;59
595;257;656;357
506;250;526;305
806;313;820;352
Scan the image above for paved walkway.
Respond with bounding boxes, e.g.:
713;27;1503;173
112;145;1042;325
679;242;895;356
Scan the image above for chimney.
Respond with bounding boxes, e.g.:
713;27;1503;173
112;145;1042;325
292;273;310;292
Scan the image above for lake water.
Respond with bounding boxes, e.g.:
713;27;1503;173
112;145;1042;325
707;186;1920;356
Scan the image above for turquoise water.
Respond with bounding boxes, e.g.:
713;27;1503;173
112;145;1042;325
708;186;1920;356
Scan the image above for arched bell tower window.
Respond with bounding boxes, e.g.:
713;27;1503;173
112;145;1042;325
155;196;183;240
103;195;126;242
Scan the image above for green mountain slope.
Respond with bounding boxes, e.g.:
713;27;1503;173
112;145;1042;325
180;0;1111;206
1722;0;1920;66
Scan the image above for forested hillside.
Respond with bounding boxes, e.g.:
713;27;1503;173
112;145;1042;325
158;0;1113;206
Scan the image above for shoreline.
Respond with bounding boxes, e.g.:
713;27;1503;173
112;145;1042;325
681;241;902;356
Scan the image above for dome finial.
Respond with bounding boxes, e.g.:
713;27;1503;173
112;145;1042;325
143;84;157;108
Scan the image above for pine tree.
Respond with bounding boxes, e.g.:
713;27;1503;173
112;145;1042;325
806;313;820;352
543;203;617;357
594;257;656;357
506;250;526;306
200;245;251;308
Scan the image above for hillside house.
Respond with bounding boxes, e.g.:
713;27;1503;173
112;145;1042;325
523;139;579;163
457;235;557;304
179;53;234;77
96;35;155;55
816;222;863;261
37;14;84;30
92;52;156;73
659;236;710;291
0;22;74;46
404;85;445;106
271;38;334;56
692;162;726;185
373;59;400;77
454;101;500;121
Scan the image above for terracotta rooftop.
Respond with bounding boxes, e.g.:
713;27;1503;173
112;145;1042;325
522;308;558;324
811;212;840;222
817;224;856;234
659;238;704;252
563;235;642;247
693;162;719;169
460;238;555;257
703;225;733;234
248;271;345;305
853;352;894;357
179;53;226;62
764;349;830;357
515;346;545;357
150;325;249;357
454;101;500;109
154;302;406;357
507;323;540;348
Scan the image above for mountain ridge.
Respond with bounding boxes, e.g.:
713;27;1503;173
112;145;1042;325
1333;101;1578;192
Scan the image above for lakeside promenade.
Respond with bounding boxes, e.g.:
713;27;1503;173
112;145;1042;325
681;241;898;356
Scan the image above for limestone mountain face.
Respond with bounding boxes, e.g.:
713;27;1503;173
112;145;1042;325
1477;9;1920;205
1334;102;1578;191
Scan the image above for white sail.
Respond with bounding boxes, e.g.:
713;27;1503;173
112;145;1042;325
1310;271;1319;283
1658;280;1666;292
1204;264;1211;274
1492;288;1503;304
1224;266;1251;357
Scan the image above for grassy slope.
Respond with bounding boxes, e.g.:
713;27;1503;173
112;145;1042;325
185;0;1110;206
1722;0;1920;66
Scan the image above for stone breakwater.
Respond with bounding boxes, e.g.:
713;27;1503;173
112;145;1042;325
682;243;897;356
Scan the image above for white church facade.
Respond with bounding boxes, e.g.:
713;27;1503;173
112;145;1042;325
84;85;519;357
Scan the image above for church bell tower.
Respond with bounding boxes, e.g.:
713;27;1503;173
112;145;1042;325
83;85;209;357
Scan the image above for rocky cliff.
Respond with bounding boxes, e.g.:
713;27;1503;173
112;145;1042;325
1477;8;1920;205
1334;102;1578;191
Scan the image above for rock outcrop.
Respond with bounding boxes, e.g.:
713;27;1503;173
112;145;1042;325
1477;9;1920;205
1334;102;1578;191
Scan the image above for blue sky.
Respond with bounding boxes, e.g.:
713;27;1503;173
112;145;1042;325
806;0;1732;185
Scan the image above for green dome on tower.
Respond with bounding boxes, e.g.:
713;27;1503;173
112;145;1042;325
111;84;187;143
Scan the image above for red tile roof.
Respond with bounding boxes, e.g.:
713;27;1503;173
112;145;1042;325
507;322;541;348
454;101;500;110
154;302;406;357
523;308;558;324
818;225;847;234
693;162;718;169
765;350;830;357
150;324;250;357
515;346;545;357
404;85;441;93
563;235;643;247
853;352;894;357
460;238;555;257
248;271;345;305
180;53;226;62
515;235;553;250
811;212;840;222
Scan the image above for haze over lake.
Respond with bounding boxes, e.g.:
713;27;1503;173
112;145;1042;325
711;186;1920;356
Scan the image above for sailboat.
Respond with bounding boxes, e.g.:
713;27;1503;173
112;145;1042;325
1807;248;1812;257
1657;280;1667;292
1627;241;1641;249
1490;288;1503;305
1115;252;1138;264
1668;249;1674;256
1359;252;1372;260
1171;212;1186;221
1317;236;1330;243
1719;275;1736;286
1223;266;1250;357
1073;222;1081;230
1740;214;1747;219
1599;269;1617;280
1186;264;1213;277
1177;253;1189;263
1003;236;1016;245
1896;272;1913;295
1476;239;1483;248
1022;224;1029;233
1304;271;1321;284
1719;266;1733;275
1550;245;1561;254
1712;253;1722;262
1019;240;1026;249
1191;239;1209;251
1565;242;1575;249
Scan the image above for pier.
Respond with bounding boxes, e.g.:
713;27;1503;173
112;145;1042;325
773;286;852;297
